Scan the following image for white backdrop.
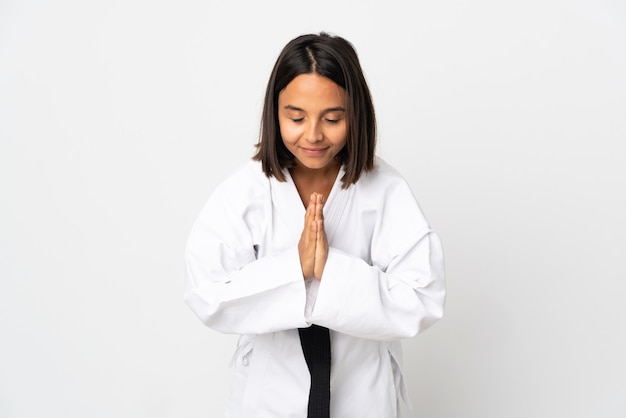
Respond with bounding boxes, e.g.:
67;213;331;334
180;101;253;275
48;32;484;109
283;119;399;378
1;0;625;417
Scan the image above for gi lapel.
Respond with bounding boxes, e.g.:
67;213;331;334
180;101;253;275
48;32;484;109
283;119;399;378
269;166;352;246
317;165;352;245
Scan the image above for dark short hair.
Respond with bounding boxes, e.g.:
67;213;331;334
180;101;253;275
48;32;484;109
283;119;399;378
252;32;376;188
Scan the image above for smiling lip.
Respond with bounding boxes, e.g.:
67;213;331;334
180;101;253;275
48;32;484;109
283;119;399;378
301;147;329;157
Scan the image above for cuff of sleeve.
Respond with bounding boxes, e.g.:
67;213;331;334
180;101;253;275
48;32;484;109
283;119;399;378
308;248;356;327
273;246;310;327
304;277;320;322
236;246;310;330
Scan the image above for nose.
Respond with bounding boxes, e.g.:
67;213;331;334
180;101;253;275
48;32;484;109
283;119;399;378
305;120;323;142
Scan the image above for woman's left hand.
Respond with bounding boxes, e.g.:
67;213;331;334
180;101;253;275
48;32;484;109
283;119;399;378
312;193;328;280
298;193;328;281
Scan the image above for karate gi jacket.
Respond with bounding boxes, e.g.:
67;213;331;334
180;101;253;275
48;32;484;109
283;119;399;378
185;157;446;417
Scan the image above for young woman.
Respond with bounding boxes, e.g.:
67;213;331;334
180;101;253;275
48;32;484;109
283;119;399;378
185;32;446;418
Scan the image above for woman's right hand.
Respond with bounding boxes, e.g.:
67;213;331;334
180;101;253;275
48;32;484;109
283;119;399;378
298;193;328;280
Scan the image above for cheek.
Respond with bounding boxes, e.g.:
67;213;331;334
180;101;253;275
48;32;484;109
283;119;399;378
330;125;348;146
279;122;299;144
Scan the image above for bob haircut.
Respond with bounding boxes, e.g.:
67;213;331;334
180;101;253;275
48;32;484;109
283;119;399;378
253;32;376;188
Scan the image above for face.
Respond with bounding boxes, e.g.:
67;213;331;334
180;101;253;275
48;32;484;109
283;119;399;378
278;73;347;172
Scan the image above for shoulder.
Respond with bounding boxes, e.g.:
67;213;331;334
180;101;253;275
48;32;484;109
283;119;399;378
356;156;413;195
210;160;270;206
354;156;427;219
358;158;431;242
215;159;268;191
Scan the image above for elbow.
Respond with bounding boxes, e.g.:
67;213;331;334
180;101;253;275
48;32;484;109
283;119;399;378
414;274;446;334
404;292;446;338
402;309;444;339
184;289;216;328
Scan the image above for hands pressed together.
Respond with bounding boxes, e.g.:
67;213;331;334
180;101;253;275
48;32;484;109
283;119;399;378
298;193;328;281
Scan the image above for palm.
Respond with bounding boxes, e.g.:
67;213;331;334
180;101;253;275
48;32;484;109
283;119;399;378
298;193;328;280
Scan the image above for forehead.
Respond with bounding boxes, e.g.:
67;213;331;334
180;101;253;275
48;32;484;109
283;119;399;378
278;73;346;109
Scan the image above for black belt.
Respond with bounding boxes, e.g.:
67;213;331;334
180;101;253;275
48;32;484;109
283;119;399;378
298;324;331;418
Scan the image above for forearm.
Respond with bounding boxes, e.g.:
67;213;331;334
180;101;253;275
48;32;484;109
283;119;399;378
306;231;446;340
185;247;310;334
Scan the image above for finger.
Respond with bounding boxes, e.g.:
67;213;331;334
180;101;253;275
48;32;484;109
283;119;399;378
315;194;324;221
299;195;319;280
303;197;315;238
317;219;327;246
305;194;315;219
299;218;317;280
309;218;317;244
317;193;324;207
314;220;328;280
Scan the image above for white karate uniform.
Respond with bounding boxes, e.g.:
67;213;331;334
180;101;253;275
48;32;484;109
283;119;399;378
185;157;446;417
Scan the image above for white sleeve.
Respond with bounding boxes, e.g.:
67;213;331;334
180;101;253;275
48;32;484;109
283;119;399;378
184;188;308;335
306;179;446;340
307;230;445;340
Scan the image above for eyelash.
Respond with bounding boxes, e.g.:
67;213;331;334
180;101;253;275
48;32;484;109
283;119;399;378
290;118;341;124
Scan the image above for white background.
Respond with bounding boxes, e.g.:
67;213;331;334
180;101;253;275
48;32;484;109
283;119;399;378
1;0;625;417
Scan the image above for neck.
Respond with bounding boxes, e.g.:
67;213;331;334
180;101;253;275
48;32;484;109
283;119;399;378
290;162;341;207
290;161;340;182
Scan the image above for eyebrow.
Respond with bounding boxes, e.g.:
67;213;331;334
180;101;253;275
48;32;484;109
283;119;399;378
283;105;346;113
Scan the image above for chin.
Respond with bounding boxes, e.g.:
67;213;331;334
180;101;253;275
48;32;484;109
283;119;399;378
297;158;336;170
